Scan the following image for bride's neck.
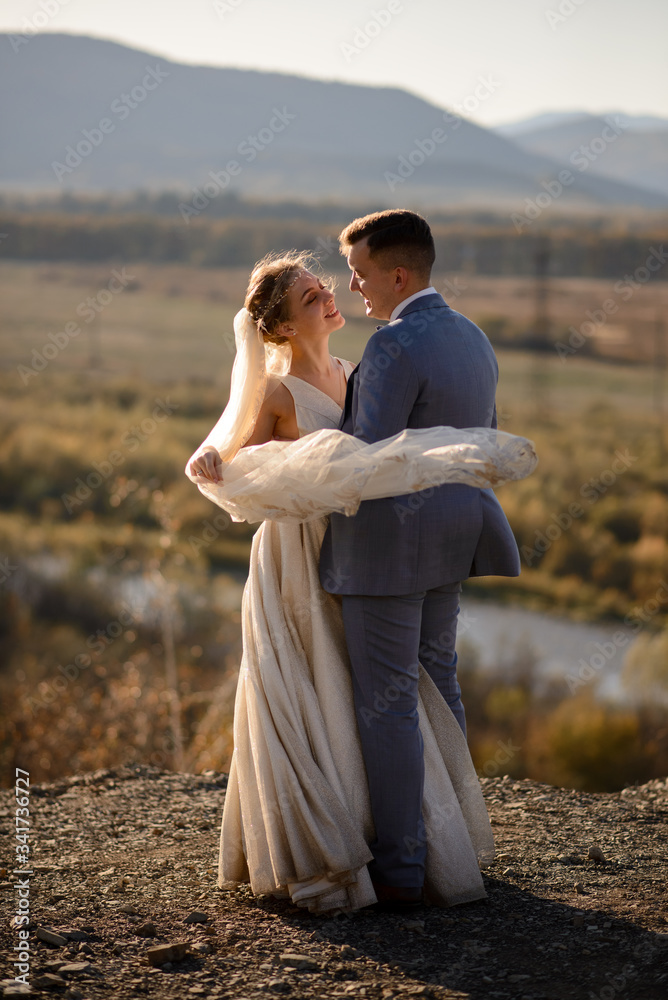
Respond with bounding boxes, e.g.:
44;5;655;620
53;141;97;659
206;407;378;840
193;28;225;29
288;337;333;377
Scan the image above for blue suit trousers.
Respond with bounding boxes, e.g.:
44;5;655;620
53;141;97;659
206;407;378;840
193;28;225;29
341;582;464;888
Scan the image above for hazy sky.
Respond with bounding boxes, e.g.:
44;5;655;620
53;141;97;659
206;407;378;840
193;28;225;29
2;0;666;126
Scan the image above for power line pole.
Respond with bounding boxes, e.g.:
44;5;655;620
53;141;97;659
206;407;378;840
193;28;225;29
654;312;666;463
530;233;551;421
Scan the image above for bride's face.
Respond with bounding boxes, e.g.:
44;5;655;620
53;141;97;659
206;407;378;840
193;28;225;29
280;271;345;341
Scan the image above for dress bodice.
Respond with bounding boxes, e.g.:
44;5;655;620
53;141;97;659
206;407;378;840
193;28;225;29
279;358;356;436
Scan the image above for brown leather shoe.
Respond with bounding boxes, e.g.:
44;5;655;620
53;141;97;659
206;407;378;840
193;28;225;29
371;881;424;913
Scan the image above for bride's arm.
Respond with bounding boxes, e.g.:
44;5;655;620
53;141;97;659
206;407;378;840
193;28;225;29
187;382;298;482
243;382;298;446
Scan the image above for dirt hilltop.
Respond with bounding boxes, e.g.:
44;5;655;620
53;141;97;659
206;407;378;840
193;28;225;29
1;766;667;1000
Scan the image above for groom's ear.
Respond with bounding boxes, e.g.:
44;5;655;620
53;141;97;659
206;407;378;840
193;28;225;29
394;267;410;293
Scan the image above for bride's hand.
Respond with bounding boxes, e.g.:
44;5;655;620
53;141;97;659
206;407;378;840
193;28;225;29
188;446;224;483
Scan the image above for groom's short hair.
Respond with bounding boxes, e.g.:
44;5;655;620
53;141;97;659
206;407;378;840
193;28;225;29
339;209;435;277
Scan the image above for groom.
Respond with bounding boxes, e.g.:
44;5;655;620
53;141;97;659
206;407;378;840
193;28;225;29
320;209;520;907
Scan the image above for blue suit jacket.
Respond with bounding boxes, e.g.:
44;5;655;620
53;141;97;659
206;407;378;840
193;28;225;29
319;292;520;595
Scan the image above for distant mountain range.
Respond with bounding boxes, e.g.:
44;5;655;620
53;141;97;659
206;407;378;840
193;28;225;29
494;112;668;198
1;33;667;211
495;110;668;137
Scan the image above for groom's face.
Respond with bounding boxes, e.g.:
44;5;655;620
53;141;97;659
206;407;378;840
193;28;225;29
346;238;401;322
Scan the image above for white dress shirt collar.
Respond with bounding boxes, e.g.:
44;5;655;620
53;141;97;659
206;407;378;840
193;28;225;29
389;286;439;323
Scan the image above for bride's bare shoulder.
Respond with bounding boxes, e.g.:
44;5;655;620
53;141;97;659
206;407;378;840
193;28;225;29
334;357;356;373
263;376;294;414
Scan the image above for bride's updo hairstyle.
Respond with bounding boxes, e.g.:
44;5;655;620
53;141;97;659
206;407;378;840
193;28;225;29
244;250;333;345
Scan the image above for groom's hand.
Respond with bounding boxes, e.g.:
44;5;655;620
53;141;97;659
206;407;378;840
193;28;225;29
188;446;224;483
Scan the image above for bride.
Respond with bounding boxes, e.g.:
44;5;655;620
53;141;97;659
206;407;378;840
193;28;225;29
186;251;527;913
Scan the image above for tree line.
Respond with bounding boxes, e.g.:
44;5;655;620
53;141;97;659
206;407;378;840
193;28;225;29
1;193;667;280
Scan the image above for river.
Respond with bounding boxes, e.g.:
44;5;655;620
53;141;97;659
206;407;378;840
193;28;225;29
458;596;633;700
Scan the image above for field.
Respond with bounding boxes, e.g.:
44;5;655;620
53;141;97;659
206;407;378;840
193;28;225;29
2;259;668;376
1;260;667;790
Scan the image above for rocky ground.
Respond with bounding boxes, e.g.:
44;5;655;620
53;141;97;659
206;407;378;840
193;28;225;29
1;766;667;1000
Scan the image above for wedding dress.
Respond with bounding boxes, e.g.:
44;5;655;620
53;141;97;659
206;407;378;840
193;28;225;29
217;360;501;913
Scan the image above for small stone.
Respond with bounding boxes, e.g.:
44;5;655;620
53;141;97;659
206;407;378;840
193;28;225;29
402;919;425;933
4;986;35;996
34;972;67;988
575;881;586;894
184;910;208;924
63;930;88;942
136;922;157;937
58;962;92;975
37;927;68;947
118;904;138;915
508;974;531;982
267;980;289;994
588;845;607;863
572;913;585;927
339;945;357;959
192;942;212;955
146;942;188;967
279;952;319;970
